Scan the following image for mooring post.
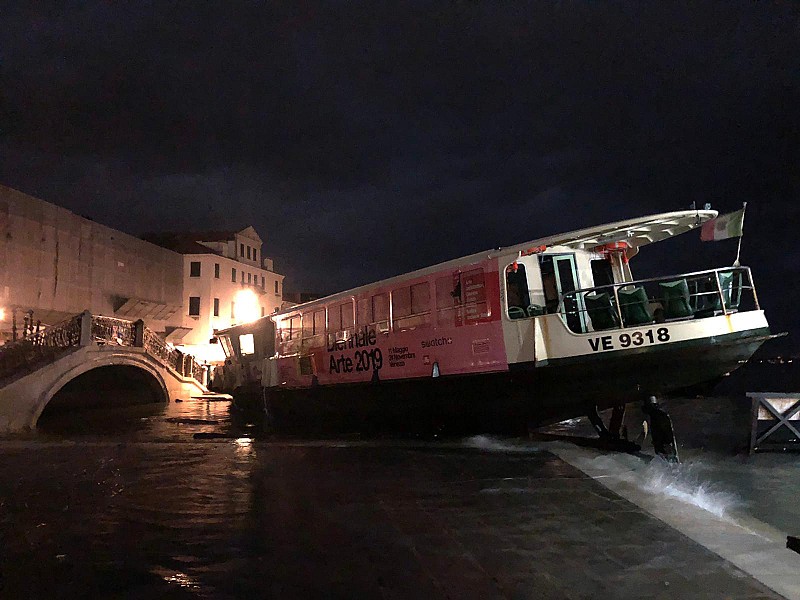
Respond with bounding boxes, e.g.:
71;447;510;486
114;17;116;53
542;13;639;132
79;310;93;346
133;319;145;347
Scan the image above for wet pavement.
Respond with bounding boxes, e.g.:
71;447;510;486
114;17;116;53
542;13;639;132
0;395;796;599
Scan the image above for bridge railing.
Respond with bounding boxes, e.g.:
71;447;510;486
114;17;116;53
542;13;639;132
92;316;135;346
142;327;183;373
0;312;206;388
0;313;84;381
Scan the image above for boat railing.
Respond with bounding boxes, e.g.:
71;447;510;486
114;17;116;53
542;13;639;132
558;266;758;334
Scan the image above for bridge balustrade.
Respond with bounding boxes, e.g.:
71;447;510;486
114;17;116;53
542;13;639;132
91;316;136;346
0;314;83;381
0;312;205;386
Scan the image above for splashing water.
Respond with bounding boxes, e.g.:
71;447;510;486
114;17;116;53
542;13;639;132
577;451;745;519
464;435;542;453
464;436;743;519
634;458;743;518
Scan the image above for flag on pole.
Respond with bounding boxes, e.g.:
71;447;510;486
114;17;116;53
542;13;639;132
700;207;745;241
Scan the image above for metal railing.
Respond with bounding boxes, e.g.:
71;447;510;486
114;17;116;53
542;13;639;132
558;266;758;334
0;312;205;386
92;315;135;346
142;327;184;373
0;314;83;381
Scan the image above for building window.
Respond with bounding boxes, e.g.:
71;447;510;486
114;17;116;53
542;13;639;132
189;261;201;277
247;273;252;284
231;268;237;283
261;306;265;318
261;276;265;290
231;301;236;319
213;298;220;317
241;271;245;284
214;263;220;279
274;280;279;294
254;249;258;263
189;296;201;316
247;245;251;260
240;242;244;257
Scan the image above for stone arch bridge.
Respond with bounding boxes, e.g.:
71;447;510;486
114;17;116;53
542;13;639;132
0;311;207;433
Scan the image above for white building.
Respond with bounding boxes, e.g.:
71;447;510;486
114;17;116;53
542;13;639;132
143;228;284;362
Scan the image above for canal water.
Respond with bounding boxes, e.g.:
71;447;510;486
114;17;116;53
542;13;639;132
2;394;797;598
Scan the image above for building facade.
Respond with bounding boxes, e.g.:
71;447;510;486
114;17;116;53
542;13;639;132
142;228;285;362
0;185;285;364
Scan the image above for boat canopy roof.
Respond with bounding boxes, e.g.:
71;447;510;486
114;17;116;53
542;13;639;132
541;209;717;250
271;209;718;317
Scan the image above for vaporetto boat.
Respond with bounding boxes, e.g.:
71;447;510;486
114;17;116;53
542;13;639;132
216;210;778;458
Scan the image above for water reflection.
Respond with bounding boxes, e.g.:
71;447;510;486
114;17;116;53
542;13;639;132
36;395;260;442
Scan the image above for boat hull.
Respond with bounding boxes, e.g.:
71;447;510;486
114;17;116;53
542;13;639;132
238;328;771;434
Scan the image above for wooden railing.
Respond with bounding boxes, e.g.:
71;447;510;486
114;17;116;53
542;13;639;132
0;312;205;387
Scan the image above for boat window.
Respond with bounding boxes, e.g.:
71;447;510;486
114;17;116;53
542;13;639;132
372;293;390;333
314;310;326;335
277;315;300;351
342;301;355;330
291;315;301;339
239;333;255;356
329;303;342;332
539;259;559;314
327;300;356;344
435;274;461;326
591;258;614;287
505;263;532;319
392;282;431;330
218;335;234;358
357;298;371;326
301;309;326;349
539;254;586;333
392;286;412;319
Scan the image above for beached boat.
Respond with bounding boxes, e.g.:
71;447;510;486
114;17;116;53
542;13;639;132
216;210;778;458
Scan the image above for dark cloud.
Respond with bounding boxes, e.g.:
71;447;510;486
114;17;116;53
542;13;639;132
1;2;798;346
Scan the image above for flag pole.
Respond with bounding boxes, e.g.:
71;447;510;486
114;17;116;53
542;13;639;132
733;202;747;267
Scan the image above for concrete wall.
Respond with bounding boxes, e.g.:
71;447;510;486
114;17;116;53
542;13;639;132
0;185;183;336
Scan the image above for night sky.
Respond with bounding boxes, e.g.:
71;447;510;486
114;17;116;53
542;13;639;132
1;3;798;348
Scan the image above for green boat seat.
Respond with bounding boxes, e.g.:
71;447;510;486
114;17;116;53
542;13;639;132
658;279;693;319
584;291;619;331
694;271;741;317
527;304;546;317
508;306;526;319
618;286;654;326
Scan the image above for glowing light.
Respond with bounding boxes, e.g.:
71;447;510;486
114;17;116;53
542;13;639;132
234;289;260;323
0;307;4;321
